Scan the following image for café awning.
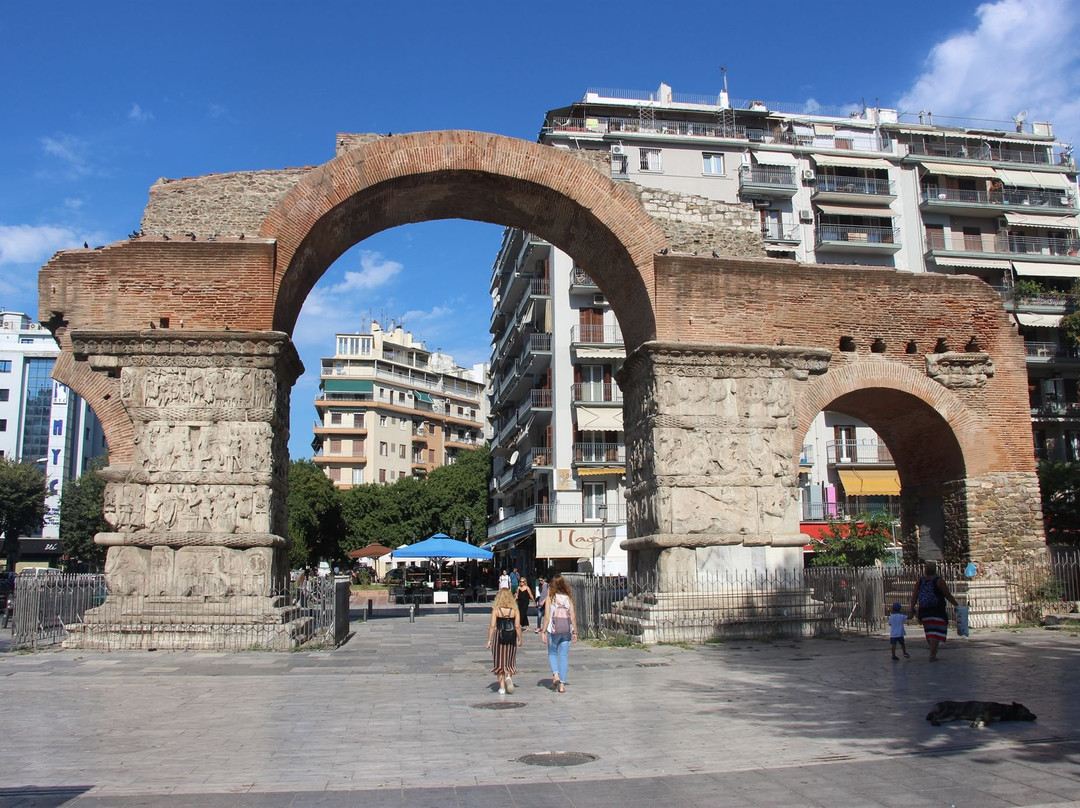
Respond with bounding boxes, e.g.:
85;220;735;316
752;150;798;166
1003;212;1079;230
837;469;902;496
813;154;893;170
919;162;998;178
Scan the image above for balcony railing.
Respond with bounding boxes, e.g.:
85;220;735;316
927;231;1080;257
816;224;900;246
570;324;624;345
1031;400;1080;418
572;443;626;464
530;277;551;296
739;166;797;190
535;503;627;525
570;383;623;404
569;267;598;288
1024;341;1078;359
826;439;894;465
801;500;901;522
762;221;801;242
815;175;893;196
922;186;1075;209
906;141;1052;165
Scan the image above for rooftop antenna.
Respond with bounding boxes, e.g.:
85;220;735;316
718;65;728;93
1012;109;1029;132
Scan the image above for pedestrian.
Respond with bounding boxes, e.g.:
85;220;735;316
509;567;520;591
889;602;910;661
541;573;577;693
909;561;960;661
486;587;522;694
515;576;535;629
498;569;510;590
534;576;549;634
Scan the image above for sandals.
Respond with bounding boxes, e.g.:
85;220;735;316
557;683;565;693
551;676;561;692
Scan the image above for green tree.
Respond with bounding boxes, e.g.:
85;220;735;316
0;458;48;570
59;459;109;570
287;460;344;569
425;445;490;542
809;511;895;567
1037;460;1080;546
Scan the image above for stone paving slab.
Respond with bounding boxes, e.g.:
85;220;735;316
2;613;1080;807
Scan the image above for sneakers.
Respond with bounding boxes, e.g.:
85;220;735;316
498;687;506;695
506;676;515;694
903;651;911;658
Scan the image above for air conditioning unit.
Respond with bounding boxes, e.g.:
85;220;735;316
802;169;817;182
610;144;626;156
798;209;814;223
752;198;772;210
593;293;608;305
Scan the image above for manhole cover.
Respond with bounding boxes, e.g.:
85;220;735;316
635;662;669;668
471;701;528;710
517;751;598;767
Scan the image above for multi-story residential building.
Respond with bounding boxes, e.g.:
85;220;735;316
312;321;488;488
486;83;1079;568
0;310;107;567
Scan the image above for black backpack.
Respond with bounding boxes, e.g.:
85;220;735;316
917;577;940;609
497;612;516;644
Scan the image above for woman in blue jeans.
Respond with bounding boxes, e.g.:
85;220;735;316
541;574;577;693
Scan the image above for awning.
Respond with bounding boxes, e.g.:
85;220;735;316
1003;212;1079;230
322;378;374;394
932;255;1012;270
999;169;1073;189
813;123;836;136
1013;262;1080;278
480;528;532;552
577;467;625;477
752;150;798;166
414;391;433;403
1015;312;1063;327
919;162;998;178
813;154;892;170
814;202;894;218
837;469;902;496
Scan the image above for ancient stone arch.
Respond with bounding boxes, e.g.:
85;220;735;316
37;131;1044;648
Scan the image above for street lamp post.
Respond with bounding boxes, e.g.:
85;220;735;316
464;517;471;544
595;503;607;575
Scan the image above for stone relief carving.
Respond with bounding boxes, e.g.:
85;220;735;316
925;352;995;389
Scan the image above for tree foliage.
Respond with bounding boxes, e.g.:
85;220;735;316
59;459;109;570
808;511;895;567
1037;460;1080;546
287;460;344;569
0;458;47;568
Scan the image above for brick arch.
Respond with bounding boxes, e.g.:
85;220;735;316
795;361;1004;483
51;344;131;464
258;131;669;350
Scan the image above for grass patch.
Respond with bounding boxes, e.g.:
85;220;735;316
587;633;648;650
351;584;389;592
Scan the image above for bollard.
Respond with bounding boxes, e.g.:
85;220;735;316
366;598;373;621
458;600;465;622
409;603;416;623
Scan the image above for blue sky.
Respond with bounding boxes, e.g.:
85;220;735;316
2;0;1079;460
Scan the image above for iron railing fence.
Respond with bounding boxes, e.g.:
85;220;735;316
565;553;1080;644
10;573;351;651
816;175;893;196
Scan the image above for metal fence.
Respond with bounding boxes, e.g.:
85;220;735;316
565;552;1080;644
8;573;351;651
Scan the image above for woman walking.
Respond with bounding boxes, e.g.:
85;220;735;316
515;576;536;630
534;576;549;634
909;561;960;661
486;588;522;694
542;574;577;693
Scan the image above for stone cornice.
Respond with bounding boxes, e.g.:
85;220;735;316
620;341;831;383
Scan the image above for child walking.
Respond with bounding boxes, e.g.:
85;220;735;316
889;602;910;660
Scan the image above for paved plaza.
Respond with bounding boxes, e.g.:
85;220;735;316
2;605;1080;807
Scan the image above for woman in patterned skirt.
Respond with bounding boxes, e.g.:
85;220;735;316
485;587;522;694
909;561;960;661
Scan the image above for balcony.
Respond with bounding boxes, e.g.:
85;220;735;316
801;500;900;522
518;388;553;420
739;166;798;197
570;324;624;346
571;383;623;405
906;141;1052;165
1024;341;1080;361
572;443;626;464
761;221;801;245
815;223;901;253
535;503;627;525
813;174;895;202
921;186;1076;214
1031;400;1080;419
926;231;1080;260
569;267;598;291
826;439;894;466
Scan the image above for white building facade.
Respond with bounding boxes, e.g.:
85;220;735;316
486;84;1078;569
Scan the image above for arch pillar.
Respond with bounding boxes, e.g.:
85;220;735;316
618;342;831;582
62;330;311;650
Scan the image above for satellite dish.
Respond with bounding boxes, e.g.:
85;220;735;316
509;450;519;465
1012;109;1029;131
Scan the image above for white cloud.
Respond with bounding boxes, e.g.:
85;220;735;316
128;102;153;123
897;0;1080;144
40;133;94;178
329;252;403;293
0;224;86;265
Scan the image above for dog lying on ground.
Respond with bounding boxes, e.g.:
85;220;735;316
926;700;1037;728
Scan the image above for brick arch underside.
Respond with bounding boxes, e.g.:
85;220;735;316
259;132;669;350
50;346;131;463
795;363;1003;486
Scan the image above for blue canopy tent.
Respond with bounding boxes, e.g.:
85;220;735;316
390;533;493;587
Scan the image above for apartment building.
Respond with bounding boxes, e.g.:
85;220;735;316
486;83;1079;568
312;321;488;487
0;310;107;565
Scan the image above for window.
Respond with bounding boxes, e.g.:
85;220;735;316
330;412;342;425
379;441;388;456
379;469;386;483
351;468;364;485
329;467;341;482
398;391;405;403
399;418;406;431
0;419;6;431
702;153;725;175
399;471;406;479
0;389;8;401
583;482;606;520
399;445;406;459
834;425;856;462
639;148;662;172
0;360;10;373
380;415;388;427
329;439;341;454
353;412;364;428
